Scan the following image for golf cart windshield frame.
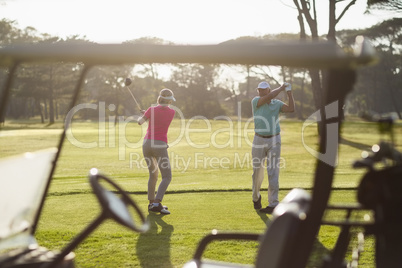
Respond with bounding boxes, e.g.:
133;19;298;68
0;37;377;267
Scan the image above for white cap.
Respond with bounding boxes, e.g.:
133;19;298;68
257;81;270;89
159;88;176;101
160;95;176;101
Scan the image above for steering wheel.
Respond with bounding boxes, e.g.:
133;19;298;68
46;168;149;268
89;168;149;232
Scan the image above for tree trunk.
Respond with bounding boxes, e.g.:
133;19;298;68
246;65;251;97
295;0;322;132
48;67;55;124
36;99;44;123
328;0;336;41
298;71;307;120
44;99;48;119
49;97;54;124
55;100;59;120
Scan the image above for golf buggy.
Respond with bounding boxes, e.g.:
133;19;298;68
0;36;400;267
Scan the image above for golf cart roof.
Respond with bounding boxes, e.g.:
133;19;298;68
0;37;376;69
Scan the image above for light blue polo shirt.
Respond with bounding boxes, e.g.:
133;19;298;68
251;97;284;136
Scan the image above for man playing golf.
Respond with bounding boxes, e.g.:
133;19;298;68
251;81;295;213
138;88;176;215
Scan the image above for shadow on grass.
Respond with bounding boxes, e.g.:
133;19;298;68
340;137;372;151
136;213;174;268
256;210;271;226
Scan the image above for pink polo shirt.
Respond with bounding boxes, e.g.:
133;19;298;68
143;105;175;143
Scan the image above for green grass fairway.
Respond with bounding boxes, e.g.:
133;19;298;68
1;118;401;267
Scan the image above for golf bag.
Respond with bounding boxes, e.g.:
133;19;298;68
358;165;402;267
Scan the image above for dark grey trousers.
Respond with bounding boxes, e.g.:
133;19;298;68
142;139;172;202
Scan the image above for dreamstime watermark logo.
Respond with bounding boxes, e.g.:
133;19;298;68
64;100;341;170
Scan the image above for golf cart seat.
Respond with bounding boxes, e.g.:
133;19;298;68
184;188;311;268
0;148;150;268
0;148;75;267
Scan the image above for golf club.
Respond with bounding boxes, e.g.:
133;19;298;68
124;78;142;111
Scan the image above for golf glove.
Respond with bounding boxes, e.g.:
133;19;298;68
284;83;292;92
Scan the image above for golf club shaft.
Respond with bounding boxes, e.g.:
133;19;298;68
126;86;142;111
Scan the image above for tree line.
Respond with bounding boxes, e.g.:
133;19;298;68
0;16;401;123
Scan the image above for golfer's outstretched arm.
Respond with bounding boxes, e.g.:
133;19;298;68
137;110;148;125
281;91;295;113
257;85;286;107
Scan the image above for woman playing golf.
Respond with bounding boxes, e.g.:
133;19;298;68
137;88;176;215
